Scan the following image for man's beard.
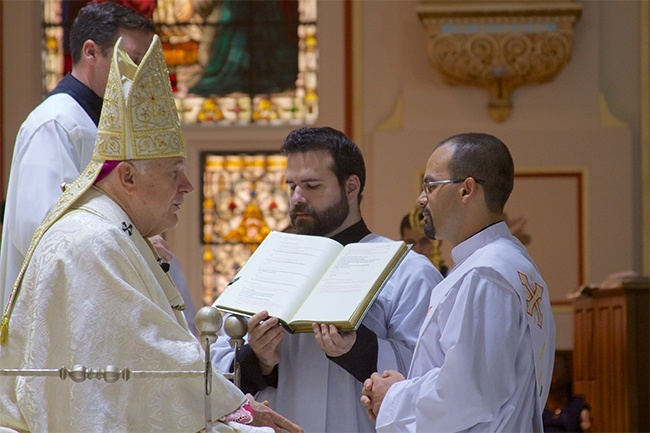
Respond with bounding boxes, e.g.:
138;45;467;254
290;190;349;236
423;208;437;240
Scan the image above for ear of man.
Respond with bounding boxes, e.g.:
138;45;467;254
116;161;140;193
345;174;361;200
460;178;480;203
82;39;100;64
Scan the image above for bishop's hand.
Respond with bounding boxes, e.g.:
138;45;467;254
247;393;304;433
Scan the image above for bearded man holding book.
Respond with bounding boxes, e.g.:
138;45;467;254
211;126;443;432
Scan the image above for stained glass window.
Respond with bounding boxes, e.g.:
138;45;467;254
201;152;290;304
42;0;318;125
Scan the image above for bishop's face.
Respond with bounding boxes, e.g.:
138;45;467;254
131;156;194;238
285;150;350;236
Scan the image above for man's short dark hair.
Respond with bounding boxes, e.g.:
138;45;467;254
437;132;514;214
70;1;155;64
281;127;366;204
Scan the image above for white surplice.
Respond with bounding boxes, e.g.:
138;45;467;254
0;93;96;310
0;188;260;433
212;234;442;432
376;222;556;432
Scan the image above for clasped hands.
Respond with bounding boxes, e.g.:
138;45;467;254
360;370;404;421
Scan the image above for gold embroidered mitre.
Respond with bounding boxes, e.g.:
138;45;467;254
94;34;185;161
0;34;184;344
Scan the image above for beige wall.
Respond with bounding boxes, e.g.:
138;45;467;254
354;0;641;350
2;0;42;185
2;1;646;351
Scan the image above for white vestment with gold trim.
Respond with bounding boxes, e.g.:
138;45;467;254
0;188;261;433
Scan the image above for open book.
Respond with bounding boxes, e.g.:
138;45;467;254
214;231;411;333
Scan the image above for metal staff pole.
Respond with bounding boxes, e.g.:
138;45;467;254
222;313;248;389
196;306;248;389
196;305;223;432
0;364;205;381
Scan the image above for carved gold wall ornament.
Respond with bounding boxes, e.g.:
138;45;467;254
417;1;582;122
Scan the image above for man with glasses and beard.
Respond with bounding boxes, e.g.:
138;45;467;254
211;126;442;432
